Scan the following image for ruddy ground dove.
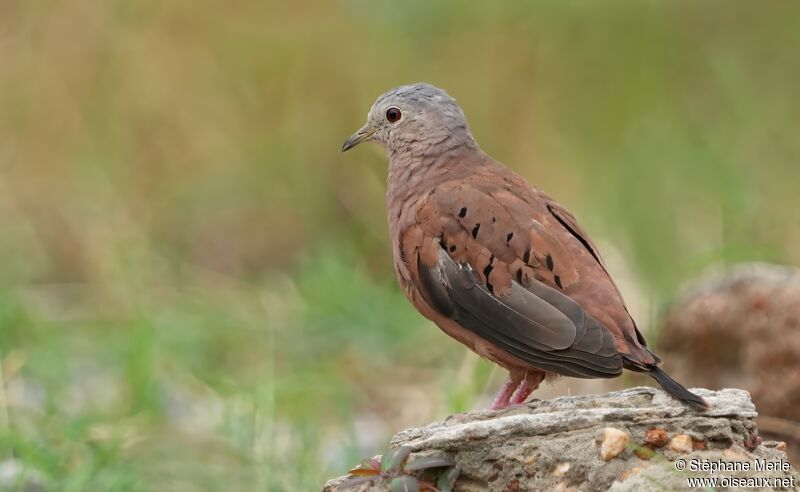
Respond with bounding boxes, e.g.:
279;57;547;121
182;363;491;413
342;83;706;410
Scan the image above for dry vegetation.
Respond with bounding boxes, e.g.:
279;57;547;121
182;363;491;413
0;1;798;490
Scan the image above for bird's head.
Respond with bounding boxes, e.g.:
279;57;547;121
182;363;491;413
341;83;476;154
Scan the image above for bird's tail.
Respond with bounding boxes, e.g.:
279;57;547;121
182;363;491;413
649;367;708;410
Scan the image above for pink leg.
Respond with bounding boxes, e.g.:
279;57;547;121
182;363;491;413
490;373;523;410
509;372;545;405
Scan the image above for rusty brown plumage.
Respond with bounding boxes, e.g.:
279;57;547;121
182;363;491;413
343;83;706;410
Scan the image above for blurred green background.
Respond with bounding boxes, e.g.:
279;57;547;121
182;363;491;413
0;1;798;490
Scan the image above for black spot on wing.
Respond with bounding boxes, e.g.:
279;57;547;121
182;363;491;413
416;249;622;378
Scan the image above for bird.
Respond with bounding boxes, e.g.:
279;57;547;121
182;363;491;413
342;83;706;411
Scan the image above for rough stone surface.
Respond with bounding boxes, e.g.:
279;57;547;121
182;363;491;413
0;459;46;492
659;263;800;464
323;387;799;491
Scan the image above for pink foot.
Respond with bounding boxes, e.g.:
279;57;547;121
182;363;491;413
490;375;522;410
489;372;545;410
509;373;539;405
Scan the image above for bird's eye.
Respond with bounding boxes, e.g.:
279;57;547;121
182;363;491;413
386;107;402;123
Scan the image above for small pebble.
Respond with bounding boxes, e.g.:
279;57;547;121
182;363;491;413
644;428;668;448
669;434;693;454
619;466;644;481
599;427;630;461
723;446;752;461
552;462;570;477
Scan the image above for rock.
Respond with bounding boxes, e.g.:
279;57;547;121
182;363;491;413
323;387;799;491
659;263;800;463
552;462;570;477
723;445;753;461
643;428;667;448
668;434;693;454
598;428;630;461
0;459;46;492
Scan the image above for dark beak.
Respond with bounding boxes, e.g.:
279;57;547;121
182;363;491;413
341;126;376;152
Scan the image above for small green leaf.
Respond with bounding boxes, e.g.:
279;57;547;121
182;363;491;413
381;446;413;472
405;454;455;472
391;475;420;492
436;466;461;492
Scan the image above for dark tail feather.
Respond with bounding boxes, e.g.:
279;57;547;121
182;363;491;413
649;367;708;410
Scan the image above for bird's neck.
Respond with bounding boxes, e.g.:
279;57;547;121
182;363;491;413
386;142;487;230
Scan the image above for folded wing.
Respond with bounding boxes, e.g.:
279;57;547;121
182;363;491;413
409;181;623;378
